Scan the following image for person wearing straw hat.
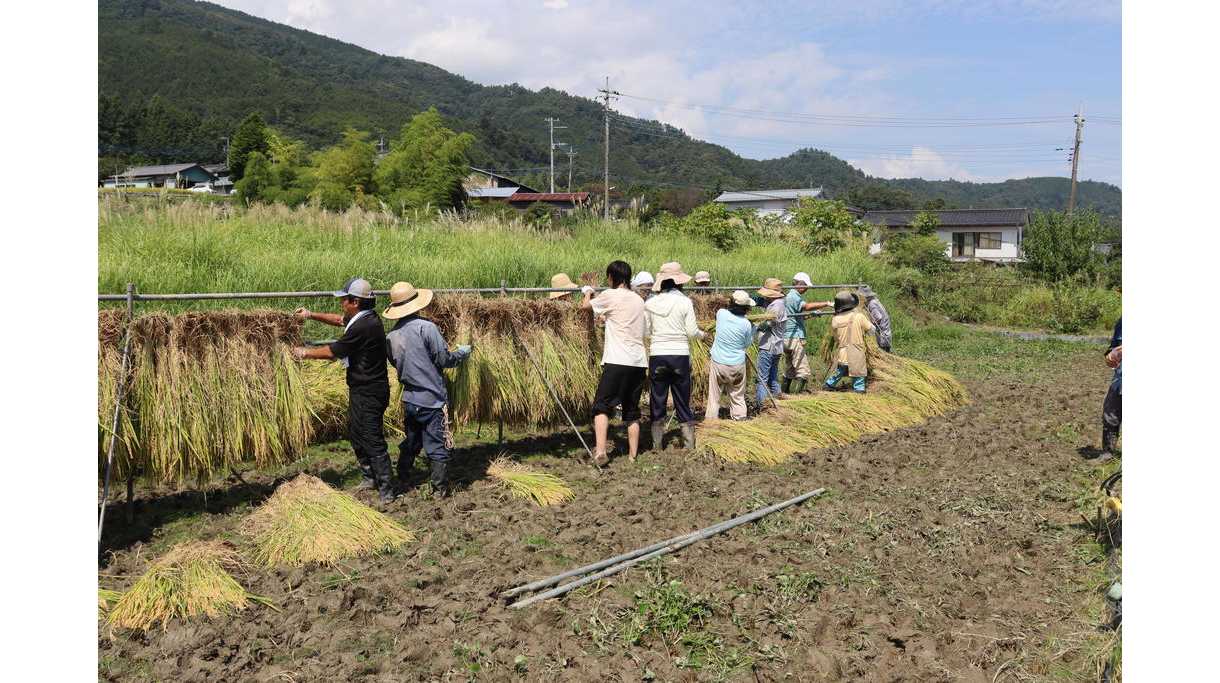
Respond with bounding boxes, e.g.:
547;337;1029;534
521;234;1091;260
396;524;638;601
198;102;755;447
754;277;789;407
693;271;712;292
384;282;472;497
631;271;655;300
782;272;834;394
823;290;874;393
857;285;892;352
548;273;580;301
292;277;398;504
645;261;706;450
706;290;757;421
581;260;648;465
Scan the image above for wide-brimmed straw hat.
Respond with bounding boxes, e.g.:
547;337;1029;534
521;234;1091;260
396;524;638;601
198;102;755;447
383;282;434;319
694;270;711;284
652;261;692;292
548;273;578;299
756;277;784;299
833;290;859;314
730;289;754;307
631;271;654;288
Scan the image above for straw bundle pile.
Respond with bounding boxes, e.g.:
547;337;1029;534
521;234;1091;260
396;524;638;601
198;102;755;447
486;457;575;507
106;541;264;632
699;330;969;465
241;474;414;567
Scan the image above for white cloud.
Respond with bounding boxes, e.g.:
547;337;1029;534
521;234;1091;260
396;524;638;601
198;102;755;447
850;146;981;181
542;0;569;8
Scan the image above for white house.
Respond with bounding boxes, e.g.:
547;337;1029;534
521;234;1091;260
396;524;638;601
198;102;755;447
712;187;823;218
863;208;1029;263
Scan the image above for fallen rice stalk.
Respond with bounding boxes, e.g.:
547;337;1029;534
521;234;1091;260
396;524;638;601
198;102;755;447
107;540;268;632
97;588;122;618
487;457;574;507
241;474;414;567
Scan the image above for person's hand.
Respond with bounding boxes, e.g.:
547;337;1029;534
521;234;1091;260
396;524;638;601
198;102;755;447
455;344;473;359
581;285;596;296
293;307;311;321
291;346;308;360
1105;345;1122;368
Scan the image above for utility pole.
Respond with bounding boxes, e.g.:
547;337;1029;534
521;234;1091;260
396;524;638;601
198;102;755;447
1067;110;1085;214
565;146;577;192
545;117;567;193
598;76;621;220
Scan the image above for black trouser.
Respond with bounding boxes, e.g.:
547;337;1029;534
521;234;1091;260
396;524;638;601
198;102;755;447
348;383;395;498
398;402;450;482
649;354;693;424
1102;371;1121;432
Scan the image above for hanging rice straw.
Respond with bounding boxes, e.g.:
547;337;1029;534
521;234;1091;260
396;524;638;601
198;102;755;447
241;474;414;567
487;457;575;507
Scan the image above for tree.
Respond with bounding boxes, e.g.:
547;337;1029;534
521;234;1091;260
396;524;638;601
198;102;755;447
234;151;275;205
845;184;916;210
911;210;940;236
374;108;474;212
788;198;865;255
309;128;376;210
1020;209;1108;283
681;202;740;251
228;112;270;181
885;233;949;274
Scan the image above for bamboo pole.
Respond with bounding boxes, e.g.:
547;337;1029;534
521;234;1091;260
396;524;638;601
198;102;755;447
506;487;827;608
513;329;600;473
98;282;136;550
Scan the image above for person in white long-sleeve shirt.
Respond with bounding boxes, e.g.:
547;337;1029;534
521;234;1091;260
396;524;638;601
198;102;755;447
643;261;706;451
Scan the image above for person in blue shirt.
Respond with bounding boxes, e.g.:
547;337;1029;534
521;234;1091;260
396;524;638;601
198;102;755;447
782;272;833;394
705;290;757;421
383;282;472;497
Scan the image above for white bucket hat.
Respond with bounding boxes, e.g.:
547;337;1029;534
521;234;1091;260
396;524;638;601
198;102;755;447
730;289;754;306
631;271;654;288
793;272;813;287
382;282;434;319
694;270;711;284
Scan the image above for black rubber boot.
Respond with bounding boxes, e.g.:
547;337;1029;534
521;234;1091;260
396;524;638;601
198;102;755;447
680;422;696;450
790;379;807;394
429;460;451;498
781;378;792;394
651;421;665;451
1095;427;1120;463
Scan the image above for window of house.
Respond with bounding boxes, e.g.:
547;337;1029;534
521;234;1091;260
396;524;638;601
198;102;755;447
977;232;1002;249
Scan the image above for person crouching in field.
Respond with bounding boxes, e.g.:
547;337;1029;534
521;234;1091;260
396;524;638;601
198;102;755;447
858;285;893;352
645;262;706;451
706;290;757;421
783;272;834;394
754;278;789;405
823;290;875;393
384;282;472;497
292;278;398;504
581;260;648;465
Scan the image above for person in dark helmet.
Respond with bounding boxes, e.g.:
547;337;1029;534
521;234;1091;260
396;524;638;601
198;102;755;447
823;290;875;394
292;278;397;504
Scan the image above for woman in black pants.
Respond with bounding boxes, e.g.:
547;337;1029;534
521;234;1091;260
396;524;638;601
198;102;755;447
643;262;706;450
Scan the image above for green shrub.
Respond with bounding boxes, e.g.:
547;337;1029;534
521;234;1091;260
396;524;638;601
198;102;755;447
681;202;740;251
788;198;865;255
885;233;949;274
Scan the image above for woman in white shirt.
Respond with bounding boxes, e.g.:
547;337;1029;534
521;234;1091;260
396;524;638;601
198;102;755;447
644;262;706;451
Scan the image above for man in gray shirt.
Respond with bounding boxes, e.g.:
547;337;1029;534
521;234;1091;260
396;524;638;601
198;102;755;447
383;282;471;497
858;285;892;352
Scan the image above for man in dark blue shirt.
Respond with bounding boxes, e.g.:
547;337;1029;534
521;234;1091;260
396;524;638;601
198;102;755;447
292;277;397;504
1096;317;1122;463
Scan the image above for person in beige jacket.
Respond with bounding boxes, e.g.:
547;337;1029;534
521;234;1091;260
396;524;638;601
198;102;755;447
823;290;875;393
644;262;706;450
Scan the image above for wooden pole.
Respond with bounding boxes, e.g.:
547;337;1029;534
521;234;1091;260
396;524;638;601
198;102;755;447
98;282;136;550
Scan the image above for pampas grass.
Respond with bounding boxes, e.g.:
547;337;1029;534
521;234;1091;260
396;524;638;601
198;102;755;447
241;474;413;567
107;541;266;632
486;457;574;507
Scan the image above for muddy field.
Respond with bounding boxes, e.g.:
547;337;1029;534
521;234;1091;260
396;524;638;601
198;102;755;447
99;333;1117;681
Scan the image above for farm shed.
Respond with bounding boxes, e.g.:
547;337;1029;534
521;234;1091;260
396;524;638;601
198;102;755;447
464;166;541;193
712;187;824;218
505;191;591;214
864;208;1030;263
100;163;217;190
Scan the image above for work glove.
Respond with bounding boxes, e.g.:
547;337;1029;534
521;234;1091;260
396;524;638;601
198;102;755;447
455;344;473;361
581;285;596;296
293;307;311;321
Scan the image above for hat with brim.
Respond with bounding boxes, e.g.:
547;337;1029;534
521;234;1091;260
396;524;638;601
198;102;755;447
833;290;860;314
756;277;784;299
652;261;693;292
858;285;876;299
383;282;433;319
548;273;578;299
333;277;374;300
694;271;711;284
631;271;654;289
793;272;813;287
730;289;754;307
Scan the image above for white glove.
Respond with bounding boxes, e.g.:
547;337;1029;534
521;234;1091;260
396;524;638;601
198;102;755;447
581;285;596;296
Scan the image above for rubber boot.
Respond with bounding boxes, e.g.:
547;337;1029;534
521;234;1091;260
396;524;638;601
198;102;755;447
680;422;696;451
790;379;806;394
1095;427;1119;463
429;460;451;498
781;377;792;394
651;421;665;451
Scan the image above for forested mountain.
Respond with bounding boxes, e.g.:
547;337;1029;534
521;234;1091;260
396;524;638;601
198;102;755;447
98;0;1121;215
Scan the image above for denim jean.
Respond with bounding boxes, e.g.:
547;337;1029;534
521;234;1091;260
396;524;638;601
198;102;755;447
825;364;867;393
755;350;782;404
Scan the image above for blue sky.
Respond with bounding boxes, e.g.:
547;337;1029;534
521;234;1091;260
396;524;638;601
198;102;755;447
216;0;1121;185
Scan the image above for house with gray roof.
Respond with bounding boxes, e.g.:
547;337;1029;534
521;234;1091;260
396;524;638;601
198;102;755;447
712;187;823;217
862;208;1029;262
100;163;216;190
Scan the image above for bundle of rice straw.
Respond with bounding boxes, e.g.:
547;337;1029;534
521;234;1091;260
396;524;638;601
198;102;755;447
699;334;968;465
241;474;414;567
107;541;266;632
97;588;122;619
486;457;574;507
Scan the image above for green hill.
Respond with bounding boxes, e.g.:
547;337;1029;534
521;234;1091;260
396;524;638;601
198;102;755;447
98;0;1120;215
